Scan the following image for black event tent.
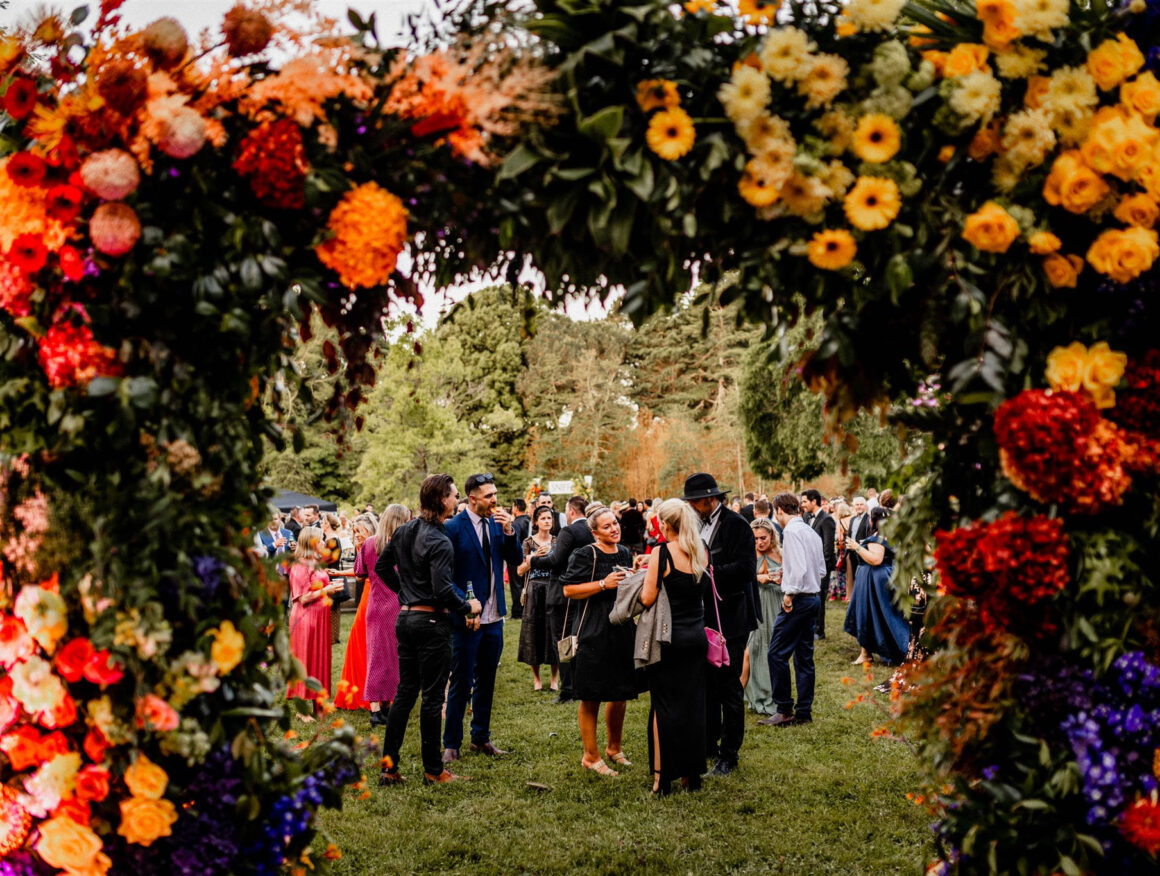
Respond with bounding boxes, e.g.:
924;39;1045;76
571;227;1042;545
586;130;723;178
270;490;338;513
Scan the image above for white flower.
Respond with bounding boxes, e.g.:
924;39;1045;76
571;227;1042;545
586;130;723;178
1012;0;1069;37
1001;108;1057;169
718;65;771;126
1043;66;1099;117
949;70;1003;124
759;27;815;84
869;40;911;88
23;753;80;818
13;586;67;654
798;53;850;110
10;655;65;714
1052;105;1094;147
844;0;908;32
994;44;1047;79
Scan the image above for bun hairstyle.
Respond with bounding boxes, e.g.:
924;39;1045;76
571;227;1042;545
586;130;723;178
585;503;613;529
532;504;555;526
657;498;708;580
870;505;890;532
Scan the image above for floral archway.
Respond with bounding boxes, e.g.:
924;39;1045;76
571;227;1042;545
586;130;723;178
0;0;1158;872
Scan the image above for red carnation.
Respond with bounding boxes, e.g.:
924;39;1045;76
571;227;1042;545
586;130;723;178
37;730;70;760
5;151;46;187
54;637;94;683
46;183;83;222
2;77;38;120
935;512;1070;638
38;691;77;729
7;233;48;274
81;648;125;686
37;322;123;390
233;118;308;209
82;726;108;764
58;245;85;282
994;389;1131;513
1120;795;1160;856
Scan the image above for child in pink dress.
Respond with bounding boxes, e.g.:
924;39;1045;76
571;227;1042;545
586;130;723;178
287;526;343;720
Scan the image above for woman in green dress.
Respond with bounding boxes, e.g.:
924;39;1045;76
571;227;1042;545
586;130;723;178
744;518;781;716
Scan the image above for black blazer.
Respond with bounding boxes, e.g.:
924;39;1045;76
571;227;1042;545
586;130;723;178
848;513;872;577
530;518;594;607
811;510;837;574
702;505;760;640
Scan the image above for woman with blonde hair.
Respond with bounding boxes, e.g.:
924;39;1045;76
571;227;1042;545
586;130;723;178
560;504;638;777
743;517;782;717
363;504;410;725
639;499;709;794
287;525;346;720
335;514;379;711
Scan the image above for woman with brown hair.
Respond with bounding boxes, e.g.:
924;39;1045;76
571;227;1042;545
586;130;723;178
516;505;559;692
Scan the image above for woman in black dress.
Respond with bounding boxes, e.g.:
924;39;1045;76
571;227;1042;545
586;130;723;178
640;499;708;794
560;504;638;777
516;506;558;691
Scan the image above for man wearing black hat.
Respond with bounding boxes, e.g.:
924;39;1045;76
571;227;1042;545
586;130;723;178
682;472;760;777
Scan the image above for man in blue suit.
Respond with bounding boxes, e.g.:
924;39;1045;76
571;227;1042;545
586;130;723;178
442;473;522;762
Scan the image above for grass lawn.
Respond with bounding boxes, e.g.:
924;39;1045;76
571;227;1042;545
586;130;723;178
318;602;931;874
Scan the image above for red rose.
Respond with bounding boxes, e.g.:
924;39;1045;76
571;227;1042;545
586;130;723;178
5;151;46;187
82;649;125;686
52;798;92;826
74;765;110;803
0;677;19;734
38;690;77;729
37;730;70;760
2;78;38;120
46;184;83;222
54;637;94;683
0;725;43;771
82;726;108;764
7;233;48;275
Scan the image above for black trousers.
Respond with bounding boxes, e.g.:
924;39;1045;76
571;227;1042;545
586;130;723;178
507;562;523;619
546;600;573;699
705;634;748;766
382;611;452;777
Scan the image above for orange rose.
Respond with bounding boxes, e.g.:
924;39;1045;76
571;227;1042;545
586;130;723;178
1141;160;1160;202
1028;230;1062;254
135;694;179;732
1086;226;1160;283
1121;71;1160;120
962;201;1020;252
210;619;245;674
1042;151;1111;214
1023;75;1050;109
0;615;35;668
922;50;948;78
1;725;42;771
945;43;990;77
117;796;178;846
1114;193;1160;228
35;814;107;874
1080;113;1158;181
968;124;1001;161
122;753;168;799
75;765;110;803
1086;34;1142;92
1042;253;1084;288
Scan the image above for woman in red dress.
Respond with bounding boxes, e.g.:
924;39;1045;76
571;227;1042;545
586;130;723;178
287;525;345;720
335;515;378;710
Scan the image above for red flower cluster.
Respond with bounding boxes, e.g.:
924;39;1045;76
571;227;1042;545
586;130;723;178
934;512;1070;637
1120;795;1160;857
36;322;123;389
232;118;308;209
994;390;1132;513
0;259;34;318
1108;350;1160;475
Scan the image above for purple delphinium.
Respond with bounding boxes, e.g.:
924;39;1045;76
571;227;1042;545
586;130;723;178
192;554;224;599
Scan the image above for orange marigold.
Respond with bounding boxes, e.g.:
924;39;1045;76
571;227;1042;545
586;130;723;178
315;183;408;290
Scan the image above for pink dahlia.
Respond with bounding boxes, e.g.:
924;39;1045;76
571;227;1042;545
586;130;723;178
79;149;140;200
88;202;140;256
158;106;207;159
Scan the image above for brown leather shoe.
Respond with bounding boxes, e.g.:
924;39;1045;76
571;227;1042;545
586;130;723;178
441;748;459;763
423;770;471;785
757;713;797;727
469;742;508;757
378;769;406;786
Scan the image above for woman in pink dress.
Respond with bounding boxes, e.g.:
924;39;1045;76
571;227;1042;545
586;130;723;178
335;515;378;710
363;503;409;726
287;525;345;721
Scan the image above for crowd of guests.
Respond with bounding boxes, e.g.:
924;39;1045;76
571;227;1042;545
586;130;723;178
263;474;925;791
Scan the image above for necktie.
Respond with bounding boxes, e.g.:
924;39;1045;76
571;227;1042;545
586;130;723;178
480;521;492;574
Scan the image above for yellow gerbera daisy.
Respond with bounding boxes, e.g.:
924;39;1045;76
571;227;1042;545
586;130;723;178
807;229;857;270
737;157;787;207
851;114;901;163
636;79;680;113
843;176;902;230
739;0;781;24
646;108;696;161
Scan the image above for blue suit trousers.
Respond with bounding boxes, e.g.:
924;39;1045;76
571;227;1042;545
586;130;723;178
443;620;504;749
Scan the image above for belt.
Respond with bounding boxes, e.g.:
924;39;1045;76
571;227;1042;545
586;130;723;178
400;604;449;614
787;591;819;599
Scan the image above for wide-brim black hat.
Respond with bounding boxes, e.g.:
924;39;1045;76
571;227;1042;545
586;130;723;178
681;472;729;501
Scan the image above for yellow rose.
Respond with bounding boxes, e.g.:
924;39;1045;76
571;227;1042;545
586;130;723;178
1042;253;1084;288
118;796;178;847
961;201;1020;252
1114;193;1160;228
1081;113;1158;181
922;50;948;78
1086;226;1160;283
210;619;245;674
1045;342;1088;391
123;753;169;800
1140;158;1160;202
35;815;107;874
1082;341;1127;408
1121;72;1160;120
1028;230;1062;254
1043;151;1111;214
1086;36;1132;91
945;43;990;77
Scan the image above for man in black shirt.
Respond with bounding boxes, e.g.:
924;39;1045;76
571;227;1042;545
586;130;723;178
619;498;646;554
507;499;530;619
377;474;481;786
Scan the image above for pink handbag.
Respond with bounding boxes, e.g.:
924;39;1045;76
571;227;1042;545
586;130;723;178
705;566;730;668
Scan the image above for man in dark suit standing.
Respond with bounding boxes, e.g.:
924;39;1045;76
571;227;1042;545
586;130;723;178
847;496;871;583
739;492;756;523
801;489;836;639
507;499;530;619
442;473;522;763
682;472;759;777
530;495;591;704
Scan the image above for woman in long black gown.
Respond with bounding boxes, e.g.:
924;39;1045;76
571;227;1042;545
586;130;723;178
639;498;708;795
560;504;638;777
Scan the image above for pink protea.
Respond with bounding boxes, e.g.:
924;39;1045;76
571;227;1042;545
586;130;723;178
79;149;140;200
88;202;140;256
158;106;207;158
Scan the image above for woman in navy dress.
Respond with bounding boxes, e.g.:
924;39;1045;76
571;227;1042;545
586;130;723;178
843;506;909;665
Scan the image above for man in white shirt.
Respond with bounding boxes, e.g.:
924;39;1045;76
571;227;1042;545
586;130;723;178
865;488;879;511
759;493;826;727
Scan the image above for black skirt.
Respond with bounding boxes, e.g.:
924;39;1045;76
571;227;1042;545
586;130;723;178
562;545;638;702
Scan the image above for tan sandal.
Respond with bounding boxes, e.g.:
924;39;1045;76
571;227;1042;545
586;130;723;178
582;758;619;777
606;751;632;767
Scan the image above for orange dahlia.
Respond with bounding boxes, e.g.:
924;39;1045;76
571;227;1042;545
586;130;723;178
315;182;409;289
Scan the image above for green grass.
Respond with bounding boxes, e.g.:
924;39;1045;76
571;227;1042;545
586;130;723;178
319;603;930;874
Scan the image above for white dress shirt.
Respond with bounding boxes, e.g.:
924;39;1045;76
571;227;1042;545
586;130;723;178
780;516;826;595
466;509;501;625
699;503;724;547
